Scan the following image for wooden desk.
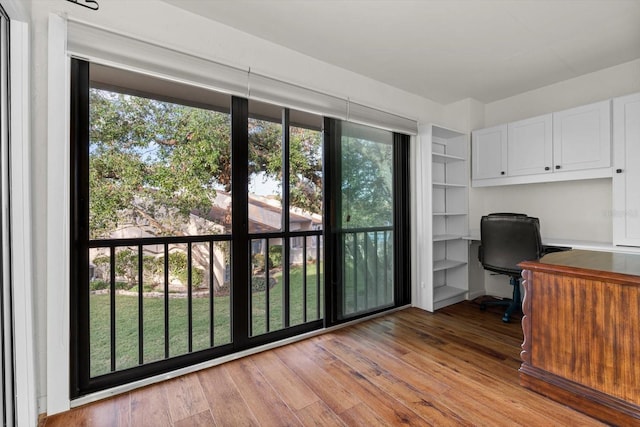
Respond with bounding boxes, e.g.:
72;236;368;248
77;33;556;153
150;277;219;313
519;250;640;425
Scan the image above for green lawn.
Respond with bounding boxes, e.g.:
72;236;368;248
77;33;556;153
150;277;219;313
89;264;323;377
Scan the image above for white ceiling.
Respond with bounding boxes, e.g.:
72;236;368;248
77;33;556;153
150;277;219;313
162;0;640;105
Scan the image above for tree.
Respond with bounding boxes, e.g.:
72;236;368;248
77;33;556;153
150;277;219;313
89;89;324;292
340;136;394;228
89;90;233;239
89;88;394;293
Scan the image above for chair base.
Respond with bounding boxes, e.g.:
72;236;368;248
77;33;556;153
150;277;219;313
480;276;521;323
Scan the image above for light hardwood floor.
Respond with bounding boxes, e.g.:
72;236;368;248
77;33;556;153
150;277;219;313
42;302;604;426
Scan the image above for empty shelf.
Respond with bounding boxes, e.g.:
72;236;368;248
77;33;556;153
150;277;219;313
434;285;467;303
432;182;466;189
433;259;466;271
433;234;464;242
432;152;465;163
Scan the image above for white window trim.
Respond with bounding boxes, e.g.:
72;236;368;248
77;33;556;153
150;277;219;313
8;10;38;427
46;13;71;415
0;0;40;423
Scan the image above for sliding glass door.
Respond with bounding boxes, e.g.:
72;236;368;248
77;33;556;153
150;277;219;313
247;101;324;338
326;120;411;322
71;60;326;396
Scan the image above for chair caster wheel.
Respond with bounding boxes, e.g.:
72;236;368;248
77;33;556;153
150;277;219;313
502;315;510;323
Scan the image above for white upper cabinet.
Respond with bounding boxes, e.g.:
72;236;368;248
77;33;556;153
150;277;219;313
552;100;611;172
507;114;553;177
613;92;640;247
472;99;613;187
471;124;507;180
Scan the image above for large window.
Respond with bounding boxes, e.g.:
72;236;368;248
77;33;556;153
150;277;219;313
71;59;410;397
326;121;410;321
71;61;327;396
247;101;324;337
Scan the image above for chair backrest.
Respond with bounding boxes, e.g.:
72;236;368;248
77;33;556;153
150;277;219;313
479;213;543;276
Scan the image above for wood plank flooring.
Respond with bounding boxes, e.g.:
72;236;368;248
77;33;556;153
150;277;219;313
42;302;605;426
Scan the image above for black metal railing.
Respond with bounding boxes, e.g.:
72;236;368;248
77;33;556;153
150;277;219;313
88;234;232;377
87;229;325;376
248;230;323;337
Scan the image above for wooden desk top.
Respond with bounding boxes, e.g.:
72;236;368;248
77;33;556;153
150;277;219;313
519;249;640;285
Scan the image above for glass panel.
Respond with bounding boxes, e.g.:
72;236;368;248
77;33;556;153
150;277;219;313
289;125;323;230
289;237;304;327
338;122;394;318
165;243;188;357
212;241;232;347
88;86;232;240
89;248;111;377
191;242;210;352
114;246;140;371
267;241;284;331
250;237;285;336
87;65;236;380
142;244;165;364
248;100;283;233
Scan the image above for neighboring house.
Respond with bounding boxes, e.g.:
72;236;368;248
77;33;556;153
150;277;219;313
90;191;322;288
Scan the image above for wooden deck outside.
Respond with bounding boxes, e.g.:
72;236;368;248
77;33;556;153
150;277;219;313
42;302;604;426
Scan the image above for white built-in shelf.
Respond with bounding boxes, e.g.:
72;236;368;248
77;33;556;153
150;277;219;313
419;124;468;313
434;285;468;303
433;259;467;272
432;152;465;163
432;182;466;189
433;234;464;242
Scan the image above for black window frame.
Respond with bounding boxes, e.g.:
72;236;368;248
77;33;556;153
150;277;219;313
70;58;410;398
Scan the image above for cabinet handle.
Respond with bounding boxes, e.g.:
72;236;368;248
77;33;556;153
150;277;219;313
555;165;561;170
544;167;550;171
616;168;623;174
500;171;505;175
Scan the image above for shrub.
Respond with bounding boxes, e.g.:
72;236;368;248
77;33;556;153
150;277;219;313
269;245;283;268
252;253;266;272
251;276;277;293
89;280;109;291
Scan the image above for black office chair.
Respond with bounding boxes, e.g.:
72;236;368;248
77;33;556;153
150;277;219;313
478;213;544;323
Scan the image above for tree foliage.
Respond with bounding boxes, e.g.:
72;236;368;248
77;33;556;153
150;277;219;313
340;137;393;228
89;89;323;240
89;89;233;239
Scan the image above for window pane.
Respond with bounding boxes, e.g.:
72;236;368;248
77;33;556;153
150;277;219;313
338;122;394;318
289;125;323;231
88;87;232;240
248;100;283;233
250;238;284;336
85;64;237;379
340;122;393;229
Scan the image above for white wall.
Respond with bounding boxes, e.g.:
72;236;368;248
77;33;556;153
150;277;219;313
29;0;445;414
470;59;640;297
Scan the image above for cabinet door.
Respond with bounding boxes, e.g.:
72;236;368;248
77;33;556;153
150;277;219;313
553;100;611;172
471;124;507;180
507;114;553;176
613;93;640;246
